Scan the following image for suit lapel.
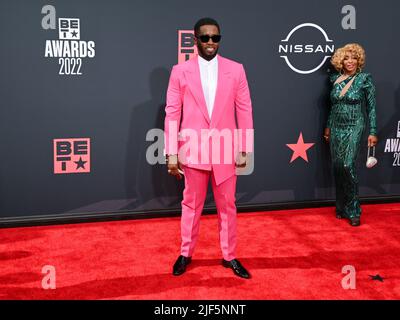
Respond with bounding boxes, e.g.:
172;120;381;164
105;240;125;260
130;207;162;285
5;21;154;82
184;58;210;124
210;55;231;128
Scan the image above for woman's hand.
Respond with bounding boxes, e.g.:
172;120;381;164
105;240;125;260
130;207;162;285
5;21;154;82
368;135;378;147
323;128;330;143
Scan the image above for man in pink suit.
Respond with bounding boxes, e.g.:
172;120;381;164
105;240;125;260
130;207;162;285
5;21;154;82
164;18;254;279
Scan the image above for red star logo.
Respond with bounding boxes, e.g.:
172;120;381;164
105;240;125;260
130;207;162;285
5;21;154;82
286;132;315;163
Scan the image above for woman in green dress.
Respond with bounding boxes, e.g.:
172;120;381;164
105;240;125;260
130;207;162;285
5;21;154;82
324;43;378;227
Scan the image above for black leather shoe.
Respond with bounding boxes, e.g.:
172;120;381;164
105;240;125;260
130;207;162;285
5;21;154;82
222;259;251;279
172;255;192;276
349;217;361;227
336;213;343;219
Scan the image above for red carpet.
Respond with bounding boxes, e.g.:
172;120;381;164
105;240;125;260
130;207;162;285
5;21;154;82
1;203;400;300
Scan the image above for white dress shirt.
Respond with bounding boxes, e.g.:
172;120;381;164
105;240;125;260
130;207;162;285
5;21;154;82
198;55;218;118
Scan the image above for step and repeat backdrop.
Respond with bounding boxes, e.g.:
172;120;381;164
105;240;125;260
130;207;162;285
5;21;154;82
0;0;399;222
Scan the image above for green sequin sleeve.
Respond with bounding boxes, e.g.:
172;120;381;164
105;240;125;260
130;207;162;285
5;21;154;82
363;73;377;136
326;73;340;129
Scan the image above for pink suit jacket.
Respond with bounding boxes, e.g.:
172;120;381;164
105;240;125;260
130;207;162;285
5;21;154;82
164;55;253;185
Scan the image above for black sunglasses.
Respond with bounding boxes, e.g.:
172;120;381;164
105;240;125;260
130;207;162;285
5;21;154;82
196;34;222;43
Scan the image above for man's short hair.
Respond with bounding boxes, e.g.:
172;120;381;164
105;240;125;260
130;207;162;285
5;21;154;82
194;17;220;36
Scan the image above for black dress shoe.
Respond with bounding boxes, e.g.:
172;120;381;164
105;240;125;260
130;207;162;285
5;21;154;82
349;217;361;227
172;255;192;276
222;259;251;279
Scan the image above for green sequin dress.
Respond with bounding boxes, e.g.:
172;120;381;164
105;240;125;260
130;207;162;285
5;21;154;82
327;72;377;218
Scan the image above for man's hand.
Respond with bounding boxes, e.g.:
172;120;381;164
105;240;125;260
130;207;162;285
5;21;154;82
167;154;182;180
323;128;330;143
236;152;247;168
368;135;378;147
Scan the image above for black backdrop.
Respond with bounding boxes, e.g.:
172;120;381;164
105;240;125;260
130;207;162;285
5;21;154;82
1;0;399;225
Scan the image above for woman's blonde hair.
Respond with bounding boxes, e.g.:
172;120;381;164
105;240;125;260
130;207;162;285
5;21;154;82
330;43;366;73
